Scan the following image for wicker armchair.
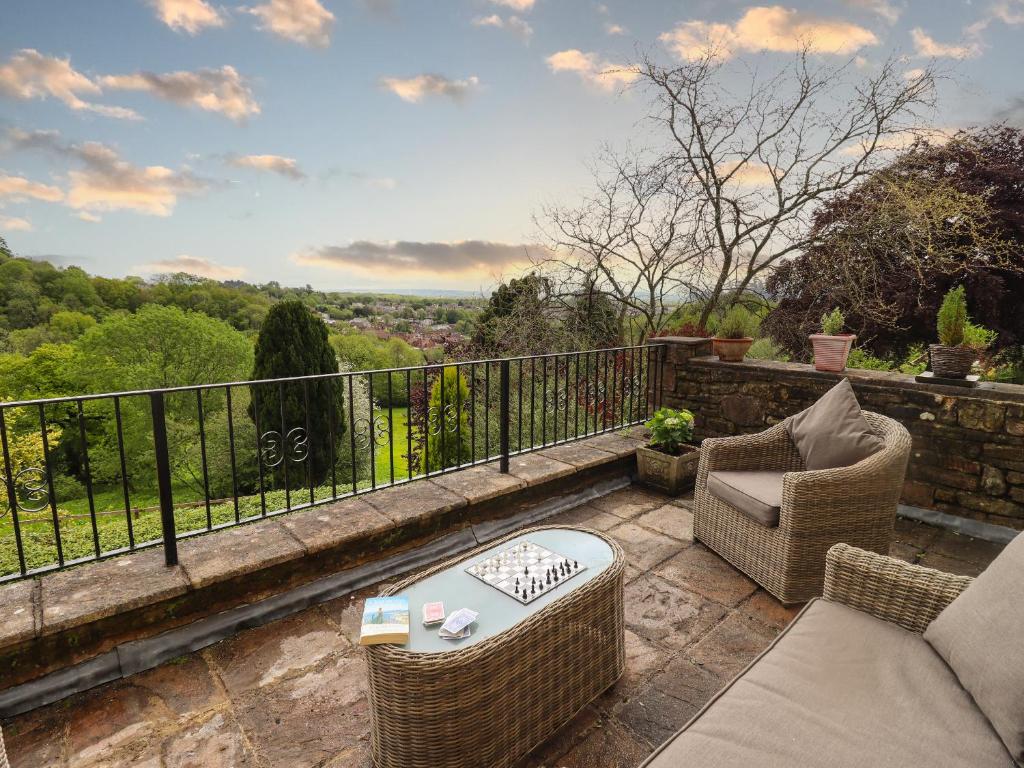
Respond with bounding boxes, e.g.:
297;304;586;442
694;411;912;604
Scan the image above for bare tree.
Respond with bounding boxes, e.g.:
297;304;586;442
537;47;938;333
535;148;700;341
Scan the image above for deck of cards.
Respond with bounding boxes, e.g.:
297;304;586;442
422;601;445;626
439;607;478;640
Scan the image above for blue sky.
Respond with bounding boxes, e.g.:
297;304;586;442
1;0;1021;291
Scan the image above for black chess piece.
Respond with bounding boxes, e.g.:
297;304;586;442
553;571;559;582
515;577;520;589
574;560;578;569
524;566;529;575
531;583;536;595
546;571;551;585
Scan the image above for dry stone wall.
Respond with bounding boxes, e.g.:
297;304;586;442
656;338;1024;530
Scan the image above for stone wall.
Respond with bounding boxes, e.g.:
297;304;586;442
656;337;1024;530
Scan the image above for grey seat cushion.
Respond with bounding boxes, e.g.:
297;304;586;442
642;600;1013;768
786;378;885;470
925;532;1024;765
707;470;784;526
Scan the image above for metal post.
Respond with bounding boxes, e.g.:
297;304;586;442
499;359;510;474
150;391;178;566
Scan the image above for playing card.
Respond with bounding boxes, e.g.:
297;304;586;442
422;601;445;625
440;608;478;635
439;625;472;639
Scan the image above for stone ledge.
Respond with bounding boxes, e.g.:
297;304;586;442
686;355;1024;403
0;434;640;693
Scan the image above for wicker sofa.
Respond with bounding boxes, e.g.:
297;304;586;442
639;544;1016;768
694;411;912;603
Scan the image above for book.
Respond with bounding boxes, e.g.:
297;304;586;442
359;596;410;646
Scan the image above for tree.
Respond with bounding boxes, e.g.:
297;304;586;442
763;126;1024;358
250;301;345;486
473;274;571;356
425;366;471;472
537;149;697;340
539;48;937;330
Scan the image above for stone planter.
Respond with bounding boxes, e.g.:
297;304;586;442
810;334;855;372
712;337;753;363
636;444;701;496
929;344;976;379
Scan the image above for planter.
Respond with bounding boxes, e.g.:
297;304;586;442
810;334;855;372
636;444;700;496
712;337;753;362
929;344;976;379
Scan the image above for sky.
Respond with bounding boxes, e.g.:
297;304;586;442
0;0;1022;292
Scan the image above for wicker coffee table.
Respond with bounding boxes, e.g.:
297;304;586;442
365;525;625;768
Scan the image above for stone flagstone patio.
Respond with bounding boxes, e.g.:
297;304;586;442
2;485;1005;768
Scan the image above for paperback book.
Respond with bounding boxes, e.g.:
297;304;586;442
359;596;410;646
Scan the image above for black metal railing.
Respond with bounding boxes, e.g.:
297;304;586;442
0;344;664;581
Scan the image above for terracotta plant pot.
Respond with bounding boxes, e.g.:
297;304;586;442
929;344;975;379
810;334;855;372
712;337;753;362
636;444;701;496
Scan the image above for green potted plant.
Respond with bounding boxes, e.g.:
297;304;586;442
712;306;758;362
637;407;700;495
930;286;977;379
810;308;855;372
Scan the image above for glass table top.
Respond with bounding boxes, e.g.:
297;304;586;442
396;528;615;654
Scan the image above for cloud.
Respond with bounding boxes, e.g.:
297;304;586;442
845;0;900;24
226;153;305;179
605;23;626;35
546;49;638;90
142;255;246;279
100;65;259;121
347;172;397;189
0;173;65;203
293;240;538;274
995;96;1024;127
0;49;140;120
903;67;926;81
490;0;535;10
472;14;533;39
244;0;335;47
0;215;32;232
910;28;981;59
149;0;226;34
992;0;1024;25
380;74;480;103
660;6;878;61
7;128;207;216
76;211;102;223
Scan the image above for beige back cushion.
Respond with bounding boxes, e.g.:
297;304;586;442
786;379;884;471
924;532;1024;765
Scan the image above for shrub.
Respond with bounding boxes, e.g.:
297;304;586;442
426;366;471;471
936;286;968;347
644;407;694;455
820;308;845;336
716;306;759;339
963;321;997;351
845;348;893;371
746;337;790;361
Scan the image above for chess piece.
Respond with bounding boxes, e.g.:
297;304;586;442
574;560;578;569
546;571;551;585
531;583;536;595
515;577;519;590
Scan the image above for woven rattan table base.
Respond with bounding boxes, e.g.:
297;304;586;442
365;525;625;768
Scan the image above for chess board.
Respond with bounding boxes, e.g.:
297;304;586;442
465;540;585;604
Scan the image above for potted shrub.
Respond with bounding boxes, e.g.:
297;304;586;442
712;306;757;362
810;308;856;372
930;286;976;379
636;407;701;495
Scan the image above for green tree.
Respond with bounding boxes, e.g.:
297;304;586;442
426;366;471;472
250;301;345;486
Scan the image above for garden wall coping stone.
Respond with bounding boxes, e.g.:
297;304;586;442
0;433;637;698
